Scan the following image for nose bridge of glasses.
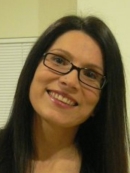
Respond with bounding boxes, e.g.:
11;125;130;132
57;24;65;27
63;63;80;82
68;63;81;74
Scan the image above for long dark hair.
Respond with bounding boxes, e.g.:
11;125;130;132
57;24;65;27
0;15;129;173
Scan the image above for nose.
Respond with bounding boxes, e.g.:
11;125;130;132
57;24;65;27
58;70;80;92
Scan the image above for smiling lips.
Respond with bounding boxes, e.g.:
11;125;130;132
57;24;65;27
48;90;78;106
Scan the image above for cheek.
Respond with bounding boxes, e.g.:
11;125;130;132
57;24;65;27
30;76;43;97
83;89;100;113
29;67;57;104
30;68;50;93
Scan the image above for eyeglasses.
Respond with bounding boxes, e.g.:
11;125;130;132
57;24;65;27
43;52;107;90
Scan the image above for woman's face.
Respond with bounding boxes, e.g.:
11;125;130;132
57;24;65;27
29;30;104;128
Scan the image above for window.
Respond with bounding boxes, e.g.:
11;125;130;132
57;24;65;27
0;38;37;128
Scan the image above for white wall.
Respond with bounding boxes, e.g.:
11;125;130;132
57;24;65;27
77;0;130;118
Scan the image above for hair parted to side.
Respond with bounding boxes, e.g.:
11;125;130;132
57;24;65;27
0;15;129;173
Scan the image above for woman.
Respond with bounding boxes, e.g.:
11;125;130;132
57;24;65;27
0;15;129;173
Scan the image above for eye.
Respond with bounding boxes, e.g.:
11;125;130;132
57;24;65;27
51;55;67;66
83;69;98;80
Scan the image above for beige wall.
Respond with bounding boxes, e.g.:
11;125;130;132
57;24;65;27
38;0;77;35
0;0;39;38
0;0;77;38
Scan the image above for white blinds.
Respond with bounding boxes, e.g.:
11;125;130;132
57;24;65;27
0;38;37;128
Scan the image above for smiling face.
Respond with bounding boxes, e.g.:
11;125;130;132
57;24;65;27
29;30;104;129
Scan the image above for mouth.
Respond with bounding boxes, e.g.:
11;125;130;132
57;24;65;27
47;90;78;106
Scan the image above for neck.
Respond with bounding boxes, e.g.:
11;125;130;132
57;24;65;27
32;114;79;161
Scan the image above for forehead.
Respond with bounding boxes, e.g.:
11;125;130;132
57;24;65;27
48;30;104;71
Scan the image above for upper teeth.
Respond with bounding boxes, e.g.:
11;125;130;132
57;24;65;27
50;92;75;106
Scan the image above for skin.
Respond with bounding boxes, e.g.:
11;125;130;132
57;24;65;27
29;30;103;173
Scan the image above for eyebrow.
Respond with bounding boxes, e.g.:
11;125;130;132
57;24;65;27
49;48;71;57
49;48;104;74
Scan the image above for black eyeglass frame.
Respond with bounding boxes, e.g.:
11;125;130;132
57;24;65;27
43;52;107;90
